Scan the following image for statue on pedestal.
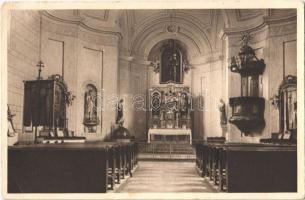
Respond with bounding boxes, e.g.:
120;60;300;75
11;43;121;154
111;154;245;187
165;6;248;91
112;98;133;141
84;84;99;133
180;93;188;116
7;105;16;137
116;99;124;126
218;99;227;136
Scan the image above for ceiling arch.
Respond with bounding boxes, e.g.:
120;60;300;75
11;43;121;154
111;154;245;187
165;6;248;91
141;33;201;60
130;15;213;59
148;39;189;61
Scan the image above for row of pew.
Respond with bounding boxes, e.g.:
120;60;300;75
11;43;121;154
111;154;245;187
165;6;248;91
8;141;138;193
107;141;138;190
195;142;297;192
195;142;226;191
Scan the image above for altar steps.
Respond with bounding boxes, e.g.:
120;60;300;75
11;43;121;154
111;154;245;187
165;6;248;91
137;142;195;161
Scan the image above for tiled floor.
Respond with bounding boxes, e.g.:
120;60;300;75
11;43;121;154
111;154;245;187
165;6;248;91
116;161;218;193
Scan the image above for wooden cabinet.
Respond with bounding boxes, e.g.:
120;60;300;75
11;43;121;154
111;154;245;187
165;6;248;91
23;75;67;136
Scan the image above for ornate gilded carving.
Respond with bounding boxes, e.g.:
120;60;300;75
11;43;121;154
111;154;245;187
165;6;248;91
149;85;191;129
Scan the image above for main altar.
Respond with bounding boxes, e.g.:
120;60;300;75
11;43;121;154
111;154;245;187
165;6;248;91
148;85;192;144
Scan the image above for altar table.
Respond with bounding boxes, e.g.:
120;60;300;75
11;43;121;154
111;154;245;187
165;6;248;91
148;128;192;144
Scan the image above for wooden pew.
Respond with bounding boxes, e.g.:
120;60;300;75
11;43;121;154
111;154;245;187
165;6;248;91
218;147;227;191
8;141;139;193
108;141;138;185
8;143;109;193
195;143;202;171
105;143;118;190
223;143;297;192
195;143;207;177
195;142;297;192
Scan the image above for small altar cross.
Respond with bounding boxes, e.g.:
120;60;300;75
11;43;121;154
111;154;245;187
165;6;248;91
36;60;45;80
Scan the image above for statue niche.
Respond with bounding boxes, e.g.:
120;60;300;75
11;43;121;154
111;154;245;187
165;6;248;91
279;75;297;135
83;84;99;133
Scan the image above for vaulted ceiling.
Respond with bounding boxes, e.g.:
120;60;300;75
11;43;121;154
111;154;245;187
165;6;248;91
45;9;296;59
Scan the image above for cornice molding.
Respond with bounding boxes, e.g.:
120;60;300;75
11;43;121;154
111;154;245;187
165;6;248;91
78;28;119;47
122;51;224;68
265;15;297;26
42;11;122;40
269;22;296;37
219;14;296;39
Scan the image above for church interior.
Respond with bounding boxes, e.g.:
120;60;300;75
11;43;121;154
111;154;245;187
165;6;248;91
5;9;299;194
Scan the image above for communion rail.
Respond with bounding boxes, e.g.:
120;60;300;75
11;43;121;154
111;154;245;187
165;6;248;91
136;141;195;160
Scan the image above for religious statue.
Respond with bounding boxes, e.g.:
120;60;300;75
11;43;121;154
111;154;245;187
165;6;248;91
160;40;182;84
152;96;161;116
85;90;95;120
7;105;16;137
291;101;297;130
180;93;188;116
112;99;133;141
218;99;227;125
116;99;124;126
169;53;179;82
83;84;98;132
288;92;297;130
218;99;227;136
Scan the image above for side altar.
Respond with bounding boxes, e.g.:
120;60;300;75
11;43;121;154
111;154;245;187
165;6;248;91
148;85;192;144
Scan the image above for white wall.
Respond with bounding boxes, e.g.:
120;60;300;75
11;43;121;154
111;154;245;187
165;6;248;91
8;10;40;143
8;11;120;143
191;56;224;140
118;58;148;141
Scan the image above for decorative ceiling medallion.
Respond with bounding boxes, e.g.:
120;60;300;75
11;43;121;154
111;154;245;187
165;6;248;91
166;24;180;34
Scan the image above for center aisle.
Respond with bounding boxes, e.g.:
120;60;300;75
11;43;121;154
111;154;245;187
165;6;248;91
116;161;217;193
